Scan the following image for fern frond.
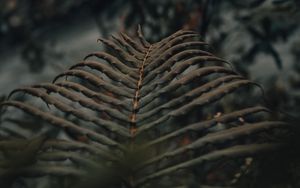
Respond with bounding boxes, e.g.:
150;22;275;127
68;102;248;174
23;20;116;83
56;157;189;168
0;27;288;188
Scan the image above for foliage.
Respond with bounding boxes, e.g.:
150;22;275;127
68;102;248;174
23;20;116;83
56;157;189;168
0;28;288;188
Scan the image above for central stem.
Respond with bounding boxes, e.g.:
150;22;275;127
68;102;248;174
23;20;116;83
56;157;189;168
128;45;152;188
130;45;152;137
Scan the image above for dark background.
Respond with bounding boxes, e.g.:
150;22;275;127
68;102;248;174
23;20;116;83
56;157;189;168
0;0;299;118
0;0;299;187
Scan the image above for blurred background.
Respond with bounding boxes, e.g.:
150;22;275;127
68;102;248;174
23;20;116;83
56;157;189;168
0;0;299;118
0;0;300;187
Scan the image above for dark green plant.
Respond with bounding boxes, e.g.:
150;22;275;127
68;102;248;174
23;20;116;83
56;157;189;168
0;27;287;188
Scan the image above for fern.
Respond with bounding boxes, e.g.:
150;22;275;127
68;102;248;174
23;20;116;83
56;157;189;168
0;26;287;188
